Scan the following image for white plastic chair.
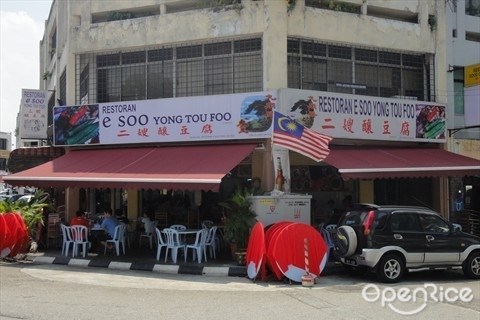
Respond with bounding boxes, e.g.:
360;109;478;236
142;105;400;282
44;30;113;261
139;220;156;249
105;224;126;256
163;228;185;264
185;229;208;263
204;226;218;259
60;224;74;257
169;224;186;231
201;220;214;229
155;228;168;261
325;224;337;231
70;225;89;258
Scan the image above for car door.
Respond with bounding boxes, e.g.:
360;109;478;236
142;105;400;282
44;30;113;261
419;214;461;263
388;212;426;264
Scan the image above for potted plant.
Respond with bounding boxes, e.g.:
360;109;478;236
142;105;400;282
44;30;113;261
0;190;51;258
219;188;257;263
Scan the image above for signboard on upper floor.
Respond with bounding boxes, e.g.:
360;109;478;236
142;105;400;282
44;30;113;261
278;89;447;143
53;88;447;146
53;91;277;146
20;89;49;140
464;63;480;127
465;63;480;88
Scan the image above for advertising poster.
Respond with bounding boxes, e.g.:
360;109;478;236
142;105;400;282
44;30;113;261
272;146;291;194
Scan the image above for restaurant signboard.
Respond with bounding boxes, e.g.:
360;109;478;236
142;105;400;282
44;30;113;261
20;89;49;140
278;89;447;143
53;91;277;146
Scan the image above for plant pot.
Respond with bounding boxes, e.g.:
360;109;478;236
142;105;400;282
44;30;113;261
229;242;237;259
235;250;247;266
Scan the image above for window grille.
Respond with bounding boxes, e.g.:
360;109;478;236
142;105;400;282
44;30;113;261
76;37;262;104
59;69;67;105
287;38;433;101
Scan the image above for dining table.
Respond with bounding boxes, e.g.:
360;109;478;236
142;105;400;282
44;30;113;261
175;229;202;244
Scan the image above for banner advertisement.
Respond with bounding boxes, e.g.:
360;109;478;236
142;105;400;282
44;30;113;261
279;89;447;143
464;64;480;127
53;91;277;146
20;89;49;139
272;146;291;194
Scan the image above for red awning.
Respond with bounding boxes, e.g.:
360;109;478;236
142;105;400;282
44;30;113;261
3;144;256;191
324;147;480;179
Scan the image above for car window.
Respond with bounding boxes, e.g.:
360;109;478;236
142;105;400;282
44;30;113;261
418;214;450;234
390;213;422;232
373;211;388;230
339;210;365;226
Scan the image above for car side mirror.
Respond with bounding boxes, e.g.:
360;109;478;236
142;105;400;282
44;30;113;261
452;223;462;232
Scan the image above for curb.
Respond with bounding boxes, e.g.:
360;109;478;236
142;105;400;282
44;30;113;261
31;255;247;277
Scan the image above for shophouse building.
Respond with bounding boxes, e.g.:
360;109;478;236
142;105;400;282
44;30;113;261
444;0;480;213
5;0;480;224
0;131;12;186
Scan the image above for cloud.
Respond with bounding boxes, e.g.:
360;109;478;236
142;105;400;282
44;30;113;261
0;10;44;136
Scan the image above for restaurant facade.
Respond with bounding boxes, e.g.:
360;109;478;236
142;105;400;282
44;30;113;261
5;0;480;224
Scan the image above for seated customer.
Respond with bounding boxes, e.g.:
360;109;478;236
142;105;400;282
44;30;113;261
115;208;129;224
99;208;120;250
70;210;89;229
70;210;97;254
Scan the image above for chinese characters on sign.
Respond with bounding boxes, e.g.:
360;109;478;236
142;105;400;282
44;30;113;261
280;89;446;143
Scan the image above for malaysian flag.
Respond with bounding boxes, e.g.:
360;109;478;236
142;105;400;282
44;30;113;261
272;111;332;162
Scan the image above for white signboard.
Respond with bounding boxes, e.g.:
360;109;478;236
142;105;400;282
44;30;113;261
20;89;48;139
464;86;480;127
279;89;447;143
53;91;277;146
249;195;311;226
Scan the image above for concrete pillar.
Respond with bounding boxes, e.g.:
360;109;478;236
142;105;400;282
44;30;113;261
359;180;374;203
65;187;79;221
127;189;138;220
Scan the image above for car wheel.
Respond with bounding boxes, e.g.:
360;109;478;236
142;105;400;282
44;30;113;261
376;254;404;283
334;226;357;257
463;251;480;279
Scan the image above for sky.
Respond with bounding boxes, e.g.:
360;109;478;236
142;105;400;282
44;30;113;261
0;0;52;145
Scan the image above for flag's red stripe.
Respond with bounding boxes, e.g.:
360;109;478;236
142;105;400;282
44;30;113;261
274;133;329;157
273;133;330;161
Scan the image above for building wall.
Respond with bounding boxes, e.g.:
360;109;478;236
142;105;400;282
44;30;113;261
37;0;457;215
446;0;480;140
0;132;12;178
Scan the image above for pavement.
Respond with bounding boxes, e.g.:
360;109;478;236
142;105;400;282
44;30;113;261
16;246;344;280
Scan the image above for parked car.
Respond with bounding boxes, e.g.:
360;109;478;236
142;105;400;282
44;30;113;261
333;204;480;283
16;194;35;204
6;194;25;202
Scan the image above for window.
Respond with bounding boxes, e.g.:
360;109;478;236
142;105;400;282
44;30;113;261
390;213;422;232
419;214;450;234
50;28;56;60
454;68;464;115
466;0;480;17
78;37;262;103
79;64;89;103
60;69;67;106
147;48;173;99
287;38;432;101
0;138;7;150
